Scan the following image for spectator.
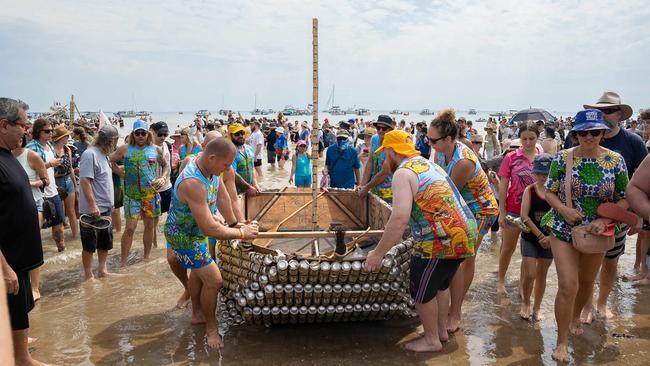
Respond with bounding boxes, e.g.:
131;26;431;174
324;129;361;189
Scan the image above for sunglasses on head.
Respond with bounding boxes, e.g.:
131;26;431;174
133;130;148;137
576;130;603;137
599;107;620;114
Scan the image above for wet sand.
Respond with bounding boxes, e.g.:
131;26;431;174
28;163;650;365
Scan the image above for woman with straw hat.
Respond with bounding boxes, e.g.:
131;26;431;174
52;124;79;240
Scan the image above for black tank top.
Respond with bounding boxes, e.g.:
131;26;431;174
521;184;551;244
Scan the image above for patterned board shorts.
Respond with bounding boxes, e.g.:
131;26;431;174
124;194;161;220
171;238;214;269
476;215;497;237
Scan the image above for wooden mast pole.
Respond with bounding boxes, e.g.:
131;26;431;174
69;95;75;129
311;18;319;230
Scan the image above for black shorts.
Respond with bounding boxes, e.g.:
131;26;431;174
81;212;114;253
520;237;553;259
409;257;463;304
7;270;34;330
267;150;276;164
254;159;262;167
113;183;124;209
605;228;627;260
159;188;173;213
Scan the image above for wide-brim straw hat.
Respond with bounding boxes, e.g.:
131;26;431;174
52;124;71;141
583;91;633;121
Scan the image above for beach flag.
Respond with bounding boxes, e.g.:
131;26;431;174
99;110;109;129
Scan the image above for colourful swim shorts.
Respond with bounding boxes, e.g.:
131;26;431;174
171;238;214;269
476;215;497;237
124;194;161;220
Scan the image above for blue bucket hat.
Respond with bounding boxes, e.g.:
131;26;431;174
532;153;553;174
570;109;610;132
132;119;149;132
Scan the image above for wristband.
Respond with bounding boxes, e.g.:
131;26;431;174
228;222;238;228
239;227;245;240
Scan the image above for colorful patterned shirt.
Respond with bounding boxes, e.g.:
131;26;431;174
498;148;537;215
165;158;219;251
124;144;159;200
370;134;393;200
399;156;477;259
436;142;498;219
542;148;628;242
232;145;255;194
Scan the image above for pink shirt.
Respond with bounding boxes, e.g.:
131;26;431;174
498;148;536;215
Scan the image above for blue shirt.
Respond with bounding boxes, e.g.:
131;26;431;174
326;142;360;189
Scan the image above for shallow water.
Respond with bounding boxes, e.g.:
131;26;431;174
28;159;650;365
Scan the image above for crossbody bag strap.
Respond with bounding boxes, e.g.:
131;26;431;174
564;148;574;209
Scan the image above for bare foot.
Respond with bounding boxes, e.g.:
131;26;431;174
56;243;65;252
206;328;224;349
624;272;648;282
404;336;443;353
176;290;191;309
519;303;532;320
633;277;650;286
497;282;507;295
532;309;545;321
580;307;593;324
32;290;41;302
84;276;98;283
438;329;449;343
98;271;125;278
446;316;462;333
191;312;206;325
595;304;613;319
552;344;570;363
570;323;584;335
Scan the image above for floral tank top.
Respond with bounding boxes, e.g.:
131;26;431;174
124;145;158;199
435;142;498;218
399;156;477;259
165;158;219;251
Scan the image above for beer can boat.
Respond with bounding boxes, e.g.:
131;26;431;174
218;188;415;326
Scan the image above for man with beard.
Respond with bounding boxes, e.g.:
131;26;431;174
568;92;647;322
229;123;260;196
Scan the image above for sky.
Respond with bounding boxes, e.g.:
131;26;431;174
1;0;649;113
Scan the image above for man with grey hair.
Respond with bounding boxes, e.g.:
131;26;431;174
0;97;50;365
79;125;120;281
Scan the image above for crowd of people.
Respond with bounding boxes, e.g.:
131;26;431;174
2;91;650;364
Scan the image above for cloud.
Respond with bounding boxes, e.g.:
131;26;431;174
1;0;648;112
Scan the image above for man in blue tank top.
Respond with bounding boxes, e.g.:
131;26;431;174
165;138;258;350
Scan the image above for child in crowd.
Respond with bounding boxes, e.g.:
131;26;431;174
289;140;312;187
519;154;554;321
274;127;289;169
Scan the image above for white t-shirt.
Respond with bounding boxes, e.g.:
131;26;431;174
156;143;172;192
42;146;59;198
249;130;264;160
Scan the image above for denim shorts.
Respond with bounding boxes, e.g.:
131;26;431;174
55;175;75;195
45;194;65;226
35;198;44;212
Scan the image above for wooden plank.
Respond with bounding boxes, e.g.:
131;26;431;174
252;187;287;221
256;194;357;231
327;195;365;228
255;230;383;239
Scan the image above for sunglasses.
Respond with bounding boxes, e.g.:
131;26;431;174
157;133;168;138
599;107;620;114
428;135;446;145
42;129;53;133
232;131;245;137
576;130;604;137
133;130;148;137
375;125;392;132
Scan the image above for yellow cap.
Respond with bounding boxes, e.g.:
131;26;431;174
376;130;420;156
228;123;245;139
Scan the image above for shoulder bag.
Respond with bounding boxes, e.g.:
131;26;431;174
564;148;615;253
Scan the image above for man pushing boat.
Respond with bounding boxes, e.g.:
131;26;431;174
364;130;477;352
164;137;258;349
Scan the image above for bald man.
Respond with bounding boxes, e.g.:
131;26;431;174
165;138;258;349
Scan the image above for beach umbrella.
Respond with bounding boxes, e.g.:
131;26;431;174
510;108;556;123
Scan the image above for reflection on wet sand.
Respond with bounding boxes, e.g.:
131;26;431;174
28;164;650;365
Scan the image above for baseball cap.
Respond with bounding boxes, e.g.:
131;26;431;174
151;121;169;134
297;140;307;146
132;119;148;132
532;154;553;174
376;130;420;156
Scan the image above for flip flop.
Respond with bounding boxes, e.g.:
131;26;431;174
80;214;112;230
596;203;648;229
